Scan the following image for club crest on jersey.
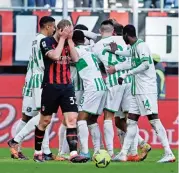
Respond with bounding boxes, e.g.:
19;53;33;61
42;105;45;111
42;41;46;48
26;107;32;112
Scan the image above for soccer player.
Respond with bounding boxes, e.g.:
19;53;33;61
107;20;151;161
107;24;175;163
33;19;88;163
92;20;132;157
58;24;104;159
72;30;106;159
8;16;56;160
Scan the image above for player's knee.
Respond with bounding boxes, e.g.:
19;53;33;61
66;114;78;128
127;118;138;126
22;114;32;123
39;117;51;129
87;115;98;125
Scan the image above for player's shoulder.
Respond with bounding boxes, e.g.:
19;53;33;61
136;39;149;49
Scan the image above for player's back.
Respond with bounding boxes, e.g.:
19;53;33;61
131;39;157;94
75;45;106;91
32;33;46;74
93;36;130;87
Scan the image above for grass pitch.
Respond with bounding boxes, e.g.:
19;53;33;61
0;148;177;173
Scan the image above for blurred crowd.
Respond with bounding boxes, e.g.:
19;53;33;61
0;0;178;9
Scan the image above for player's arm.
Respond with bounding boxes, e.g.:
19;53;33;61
68;39;79;62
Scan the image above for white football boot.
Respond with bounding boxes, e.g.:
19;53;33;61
112;152;127;162
157;153;176;163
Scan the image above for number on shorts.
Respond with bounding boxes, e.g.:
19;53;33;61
69;97;76;105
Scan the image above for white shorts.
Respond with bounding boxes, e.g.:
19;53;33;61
32;87;42;110
75;90;84;106
105;83;131;113
22;96;38;117
79;91;106;115
129;93;158;116
114;110;126;119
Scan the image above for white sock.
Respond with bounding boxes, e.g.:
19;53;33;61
14;113;40;143
42;126;51;155
100;133;104;149
35;150;42;155
60;130;70;155
128;127;139;156
58;123;67;153
88;123;101;153
138;134;146;147
15;119;26;152
104;120;114;156
117;128;126;147
77;120;89;154
150;119;172;155
121;119;138;155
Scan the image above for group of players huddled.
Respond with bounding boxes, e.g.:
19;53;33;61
8;16;175;163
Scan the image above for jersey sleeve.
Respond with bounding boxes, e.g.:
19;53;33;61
40;38;53;57
137;42;151;63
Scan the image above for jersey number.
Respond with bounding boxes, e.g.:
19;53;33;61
102;45;126;66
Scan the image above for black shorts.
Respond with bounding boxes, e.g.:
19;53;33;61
41;83;78;115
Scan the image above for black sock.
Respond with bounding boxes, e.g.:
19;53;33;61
12;139;18;144
66;128;78;152
35;126;45;151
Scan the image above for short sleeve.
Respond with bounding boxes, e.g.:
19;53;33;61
40;38;53;56
137;42;151;63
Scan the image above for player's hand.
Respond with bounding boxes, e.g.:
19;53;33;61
60;26;71;39
118;73;127;85
109;42;118;53
107;66;116;74
68;25;74;39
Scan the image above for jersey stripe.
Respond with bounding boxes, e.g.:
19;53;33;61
63;63;67;83
49;64;53;84
98;78;103;90
94;78;99;91
53;62;57;84
56;62;61;83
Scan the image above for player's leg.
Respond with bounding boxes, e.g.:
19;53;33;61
143;94;175;162
33;87;53;160
61;85;88;163
57;119;70;160
87;115;104;153
58;90;83;160
77;91;103;159
33;84;58;162
104;85;122;157
113;95;140;161
8;96;37;159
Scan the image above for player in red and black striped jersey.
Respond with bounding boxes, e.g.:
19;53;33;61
33;19;88;163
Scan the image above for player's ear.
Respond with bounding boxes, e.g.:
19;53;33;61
99;29;102;34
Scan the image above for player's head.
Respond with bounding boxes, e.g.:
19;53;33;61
74;24;88;31
99;20;114;36
57;19;72;31
39;16;56;36
109;19;123;36
123;24;137;45
72;30;85;46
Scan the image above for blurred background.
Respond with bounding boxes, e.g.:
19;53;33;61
0;0;178;148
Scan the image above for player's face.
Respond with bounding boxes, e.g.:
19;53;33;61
47;22;56;36
123;33;130;45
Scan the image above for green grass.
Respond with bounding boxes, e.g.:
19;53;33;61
0;148;177;173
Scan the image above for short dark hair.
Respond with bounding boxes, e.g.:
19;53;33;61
74;24;88;31
72;30;85;45
101;19;114;27
123;24;136;37
114;23;123;36
39;16;55;28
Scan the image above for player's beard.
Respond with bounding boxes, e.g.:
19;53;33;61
123;35;130;45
